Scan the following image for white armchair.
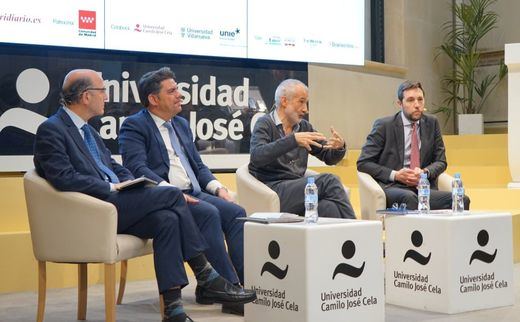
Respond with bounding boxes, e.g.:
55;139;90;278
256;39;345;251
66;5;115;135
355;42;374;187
23;169;155;322
235;164;280;215
235;164;350;216
357;171;454;220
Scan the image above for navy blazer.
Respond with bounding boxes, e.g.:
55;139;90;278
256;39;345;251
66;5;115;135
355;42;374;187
357;112;447;189
34;107;134;200
119;109;216;190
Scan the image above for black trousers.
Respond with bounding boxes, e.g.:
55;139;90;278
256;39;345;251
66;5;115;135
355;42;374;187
267;173;356;219
384;184;471;210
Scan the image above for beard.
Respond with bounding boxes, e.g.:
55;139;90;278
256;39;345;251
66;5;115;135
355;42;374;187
287;110;303;125
403;110;422;122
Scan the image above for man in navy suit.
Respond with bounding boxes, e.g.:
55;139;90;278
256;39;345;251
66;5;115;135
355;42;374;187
34;69;255;322
119;67;248;315
357;80;470;210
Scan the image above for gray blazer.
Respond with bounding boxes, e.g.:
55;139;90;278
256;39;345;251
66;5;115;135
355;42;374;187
357;112;447;189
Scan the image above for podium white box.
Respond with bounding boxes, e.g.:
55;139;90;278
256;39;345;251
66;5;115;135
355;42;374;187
385;212;514;313
244;218;384;322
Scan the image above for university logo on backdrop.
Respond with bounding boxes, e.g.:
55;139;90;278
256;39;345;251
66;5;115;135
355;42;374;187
0;68;254;144
0;44;307;168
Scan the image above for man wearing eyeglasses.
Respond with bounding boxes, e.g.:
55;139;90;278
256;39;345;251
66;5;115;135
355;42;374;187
357;80;470;210
33;69;256;322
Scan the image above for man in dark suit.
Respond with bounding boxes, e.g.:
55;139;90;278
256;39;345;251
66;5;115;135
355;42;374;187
248;79;356;219
118;67;247;315
357;80;470;210
33;69;255;322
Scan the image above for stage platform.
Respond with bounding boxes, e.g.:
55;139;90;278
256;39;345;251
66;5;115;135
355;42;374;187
1;268;519;322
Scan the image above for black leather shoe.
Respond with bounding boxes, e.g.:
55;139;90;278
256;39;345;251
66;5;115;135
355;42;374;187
162;314;194;322
222;302;244;316
195;279;257;305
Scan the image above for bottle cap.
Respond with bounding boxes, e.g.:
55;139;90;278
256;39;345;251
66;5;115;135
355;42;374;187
454;173;461;178
420;173;427;179
307;176;315;184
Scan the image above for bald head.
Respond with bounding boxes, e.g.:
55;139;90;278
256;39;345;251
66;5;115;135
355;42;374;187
60;69;106;121
60;69;101;106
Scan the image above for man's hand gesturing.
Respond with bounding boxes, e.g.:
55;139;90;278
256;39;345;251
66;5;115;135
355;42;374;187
294;132;327;151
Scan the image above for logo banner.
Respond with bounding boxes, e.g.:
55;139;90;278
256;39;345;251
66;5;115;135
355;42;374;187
0;44;307;171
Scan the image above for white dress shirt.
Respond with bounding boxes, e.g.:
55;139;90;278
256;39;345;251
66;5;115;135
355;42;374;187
149;112;223;194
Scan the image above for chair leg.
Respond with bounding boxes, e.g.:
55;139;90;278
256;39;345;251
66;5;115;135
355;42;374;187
104;263;116;322
160;294;165;319
116;260;128;305
37;261;46;322
77;264;87;320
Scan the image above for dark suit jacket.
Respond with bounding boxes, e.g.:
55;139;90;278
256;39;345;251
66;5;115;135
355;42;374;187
119;109;216;190
34;107;134;200
357;112;447;189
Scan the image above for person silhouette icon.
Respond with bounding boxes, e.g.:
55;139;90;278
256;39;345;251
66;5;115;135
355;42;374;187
260;240;289;279
332;240;366;279
469;229;497;264
403;230;431;265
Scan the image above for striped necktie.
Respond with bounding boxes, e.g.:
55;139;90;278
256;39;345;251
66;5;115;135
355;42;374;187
81;124;119;183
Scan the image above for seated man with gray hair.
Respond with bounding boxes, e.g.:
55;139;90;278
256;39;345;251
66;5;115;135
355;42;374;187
248;79;356;219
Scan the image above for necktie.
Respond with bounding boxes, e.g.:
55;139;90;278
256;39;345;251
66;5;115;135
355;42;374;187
81;124;120;183
164;121;201;194
410;122;420;169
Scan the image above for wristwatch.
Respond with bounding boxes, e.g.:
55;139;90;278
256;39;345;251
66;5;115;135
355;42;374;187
215;186;228;196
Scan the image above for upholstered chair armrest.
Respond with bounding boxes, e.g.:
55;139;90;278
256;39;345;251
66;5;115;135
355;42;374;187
437;172;454;192
235;164;280;215
24;171;118;263
304;169;319;177
357;171;386;220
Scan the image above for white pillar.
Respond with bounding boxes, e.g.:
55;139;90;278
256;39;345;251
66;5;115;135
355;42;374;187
505;44;520;188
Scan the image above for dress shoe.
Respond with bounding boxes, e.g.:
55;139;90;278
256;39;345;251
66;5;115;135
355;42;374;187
222;302;244;316
162;314;194;322
195;278;257;305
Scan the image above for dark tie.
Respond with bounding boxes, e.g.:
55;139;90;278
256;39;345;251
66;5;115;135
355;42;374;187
81;124;120;183
410;122;420;169
163;121;201;194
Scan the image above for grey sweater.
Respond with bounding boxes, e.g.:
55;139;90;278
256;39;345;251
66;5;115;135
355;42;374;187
248;113;346;184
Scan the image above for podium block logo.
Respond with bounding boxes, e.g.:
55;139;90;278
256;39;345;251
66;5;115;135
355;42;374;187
469;229;497;265
332;240;366;279
403;230;431;265
261;240;288;279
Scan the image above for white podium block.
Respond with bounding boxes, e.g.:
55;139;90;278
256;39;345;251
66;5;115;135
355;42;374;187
385;212;514;313
244;218;384;322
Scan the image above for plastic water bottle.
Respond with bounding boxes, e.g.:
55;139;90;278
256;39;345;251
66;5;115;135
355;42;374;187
304;177;319;224
417;173;430;214
452;173;465;213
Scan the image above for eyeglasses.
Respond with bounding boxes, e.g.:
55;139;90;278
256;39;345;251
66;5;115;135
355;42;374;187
83;87;106;93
